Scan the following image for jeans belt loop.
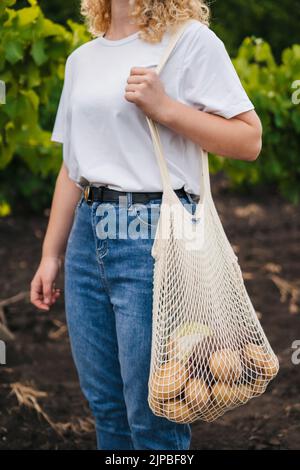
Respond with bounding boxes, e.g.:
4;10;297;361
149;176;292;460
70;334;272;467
127;191;133;210
99;186;104;203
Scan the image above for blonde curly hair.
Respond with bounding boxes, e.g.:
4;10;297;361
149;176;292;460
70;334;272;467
80;0;210;43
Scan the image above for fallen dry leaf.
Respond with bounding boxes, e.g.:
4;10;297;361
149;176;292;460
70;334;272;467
262;263;282;274
9;382;94;439
234;204;265;219
269;275;300;315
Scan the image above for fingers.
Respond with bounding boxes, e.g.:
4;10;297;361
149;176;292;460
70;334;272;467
127;74;150;85
125;83;146;94
125;66;163;115
43;279;54;306
30;276;50;311
30;276;61;311
127;75;143;85
125;88;143;103
126;67;157;97
125;84;136;93
128;67;157;82
130;67;151;76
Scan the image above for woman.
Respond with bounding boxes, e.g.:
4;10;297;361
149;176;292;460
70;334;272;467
30;0;262;450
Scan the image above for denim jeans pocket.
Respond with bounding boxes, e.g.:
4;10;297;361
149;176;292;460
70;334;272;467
133;196;197;227
74;193;85;216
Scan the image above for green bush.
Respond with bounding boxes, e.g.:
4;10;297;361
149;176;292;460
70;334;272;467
0;0;90;214
16;0;300;62
16;0;82;25
0;0;299;214
210;37;300;204
212;0;300;61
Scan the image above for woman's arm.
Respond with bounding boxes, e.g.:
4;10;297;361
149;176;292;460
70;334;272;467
30;163;81;310
42;163;81;259
158;97;262;161
125;67;262;162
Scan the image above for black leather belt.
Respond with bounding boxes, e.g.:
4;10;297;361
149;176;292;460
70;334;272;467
82;185;193;205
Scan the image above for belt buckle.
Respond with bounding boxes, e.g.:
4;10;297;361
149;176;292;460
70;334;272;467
84;185;93;204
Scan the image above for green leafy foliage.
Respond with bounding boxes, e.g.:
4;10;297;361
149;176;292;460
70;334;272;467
0;0;90;213
0;1;299;214
16;0;82;25
212;0;300;62
16;0;300;61
210;37;300;204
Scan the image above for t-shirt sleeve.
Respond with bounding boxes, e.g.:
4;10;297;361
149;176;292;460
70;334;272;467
179;25;255;119
51;55;81;186
51;56;72;144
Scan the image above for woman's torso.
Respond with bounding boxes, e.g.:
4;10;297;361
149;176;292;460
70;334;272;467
51;20;254;195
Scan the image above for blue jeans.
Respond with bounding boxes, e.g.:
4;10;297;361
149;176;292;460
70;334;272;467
64;191;197;450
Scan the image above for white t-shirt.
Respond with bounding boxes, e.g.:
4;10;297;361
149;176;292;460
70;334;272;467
51;20;254;195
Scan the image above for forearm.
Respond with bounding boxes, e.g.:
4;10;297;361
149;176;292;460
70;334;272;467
42;163;81;261
158;96;262;161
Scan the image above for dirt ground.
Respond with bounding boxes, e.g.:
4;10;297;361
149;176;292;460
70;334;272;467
0;175;300;450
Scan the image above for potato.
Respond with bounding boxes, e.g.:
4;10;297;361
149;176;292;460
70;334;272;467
235;384;253;404
244;343;268;368
184;378;210;411
244;343;279;379
150;360;189;401
188;336;219;378
211;382;240;408
209;349;242;383
251;376;268;396
261;356;279;379
163;399;193;423
148;396;164;416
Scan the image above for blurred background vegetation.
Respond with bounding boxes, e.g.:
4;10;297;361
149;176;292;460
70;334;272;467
0;0;300;215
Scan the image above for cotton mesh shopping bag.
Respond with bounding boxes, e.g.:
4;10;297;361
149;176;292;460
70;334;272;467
146;20;279;424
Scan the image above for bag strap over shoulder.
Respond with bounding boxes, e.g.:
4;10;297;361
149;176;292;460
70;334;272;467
155;19;194;75
146;19;211;203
